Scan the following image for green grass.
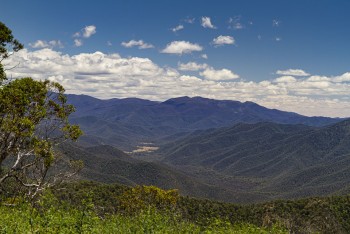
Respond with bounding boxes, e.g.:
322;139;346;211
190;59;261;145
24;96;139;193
3;181;350;233
0;203;287;234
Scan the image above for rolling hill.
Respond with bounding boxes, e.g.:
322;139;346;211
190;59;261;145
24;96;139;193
58;143;264;203
157;119;350;200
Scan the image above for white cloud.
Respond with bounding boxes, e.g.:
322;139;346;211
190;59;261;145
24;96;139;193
5;48;350;117
171;24;184;32
29;40;49;48
201;17;216;29
161;41;203;55
200;67;239;81
228;16;244;30
29;40;64;49
184;17;195;24
72;25;96;46
274;76;297;83
73;32;80;38
212;35;235;46
74;39;83;47
333;72;350;83
201;54;208;59
179;75;202;83
107;41;112;46
275;37;282;42
306;76;330;82
82;25;96;38
178;62;208;71
121;40;154;49
276;69;310;77
48;40;64;48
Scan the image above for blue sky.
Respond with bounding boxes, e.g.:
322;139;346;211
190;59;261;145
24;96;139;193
1;0;350;117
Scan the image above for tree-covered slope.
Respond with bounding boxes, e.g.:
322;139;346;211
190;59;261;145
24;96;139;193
58;143;255;202
157;119;350;200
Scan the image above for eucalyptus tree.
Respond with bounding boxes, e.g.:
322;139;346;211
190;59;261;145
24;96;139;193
0;21;82;199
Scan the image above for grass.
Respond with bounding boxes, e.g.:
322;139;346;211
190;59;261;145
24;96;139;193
3;182;350;233
0;202;287;234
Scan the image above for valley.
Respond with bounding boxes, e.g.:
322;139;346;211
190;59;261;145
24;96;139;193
65;95;350;203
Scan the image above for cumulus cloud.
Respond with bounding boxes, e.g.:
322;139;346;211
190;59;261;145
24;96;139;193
276;69;310;77
201;54;208;59
121;40;154;49
171;24;184;32
29;40;64;49
73;25;97;38
274;76;297;83
178;62;208;71
161;41;203;55
29;40;48;48
5;48;350;117
82;25;97;38
200;67;239;81
73;32;80;38
72;25;96;46
74;39;83;47
333;72;350;83
179;75;202;83
201;17;216;29
212;35;235;46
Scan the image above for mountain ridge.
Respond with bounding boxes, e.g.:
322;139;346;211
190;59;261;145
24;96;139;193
156;119;350;200
67;94;345;151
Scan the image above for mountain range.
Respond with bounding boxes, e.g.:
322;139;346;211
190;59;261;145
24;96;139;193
62;94;350;203
67;94;342;151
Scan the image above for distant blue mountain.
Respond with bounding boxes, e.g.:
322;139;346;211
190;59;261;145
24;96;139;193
67;94;345;150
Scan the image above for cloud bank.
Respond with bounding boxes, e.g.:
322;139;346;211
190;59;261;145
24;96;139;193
5;48;350;117
276;69;310;77
29;40;64;49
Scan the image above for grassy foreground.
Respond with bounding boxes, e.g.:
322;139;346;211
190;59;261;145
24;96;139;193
2;181;350;233
0;202;286;233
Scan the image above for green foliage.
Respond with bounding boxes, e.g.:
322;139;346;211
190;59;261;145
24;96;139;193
119;185;179;214
0;21;23;82
7;181;350;233
52;181;350;233
0;77;83;197
0;21;82;200
0;194;287;234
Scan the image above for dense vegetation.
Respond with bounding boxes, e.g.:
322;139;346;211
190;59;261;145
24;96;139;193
0;21;82;200
157;120;350;202
0;182;288;233
2;181;350;233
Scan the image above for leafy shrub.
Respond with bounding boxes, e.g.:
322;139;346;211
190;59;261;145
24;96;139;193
119;185;179;214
